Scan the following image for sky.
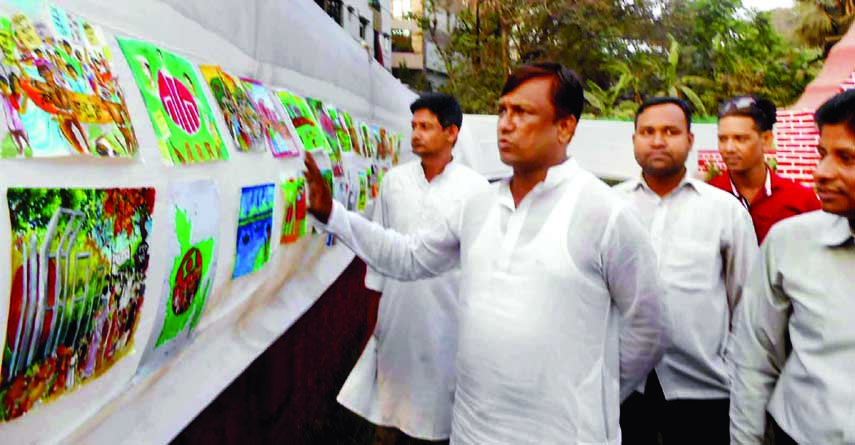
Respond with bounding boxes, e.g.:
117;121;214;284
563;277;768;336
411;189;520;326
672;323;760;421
741;0;794;11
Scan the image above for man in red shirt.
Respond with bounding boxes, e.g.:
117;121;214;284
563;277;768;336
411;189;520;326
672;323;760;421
710;95;821;243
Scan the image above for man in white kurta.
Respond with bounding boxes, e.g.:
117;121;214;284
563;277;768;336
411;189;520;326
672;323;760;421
337;93;487;443
614;98;758;444
306;63;667;444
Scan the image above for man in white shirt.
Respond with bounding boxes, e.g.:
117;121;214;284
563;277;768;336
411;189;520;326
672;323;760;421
304;62;667;444
614;97;758;444
729;89;855;445
336;93;487;445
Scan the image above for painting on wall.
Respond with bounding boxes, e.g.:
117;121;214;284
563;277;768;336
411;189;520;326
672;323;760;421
280;177;306;245
1;187;155;421
305;97;343;170
233;183;274;279
117;37;228;165
276;89;328;154
339;110;362;155
239;78;301;158
0;6;138;158
199;65;264;154
325;105;351;154
136;180;217;377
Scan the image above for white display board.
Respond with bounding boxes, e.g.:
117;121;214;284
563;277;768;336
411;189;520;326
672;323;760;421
0;0;415;443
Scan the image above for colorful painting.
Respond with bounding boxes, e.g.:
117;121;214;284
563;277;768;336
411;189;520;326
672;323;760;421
0;6;138;158
325;105;352;153
117;37;228;165
199;65;264;153
233;184;274;278
358;170;368;211
359;121;375;159
339;110;362;155
280;177;306;245
1;187;155;421
305;97;343;164
276;89;327;153
239;78;301;158
137;180;217;376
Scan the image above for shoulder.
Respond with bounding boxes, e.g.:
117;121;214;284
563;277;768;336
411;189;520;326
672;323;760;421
612;178;639;194
449;163;489;187
765;210;830;244
691;179;743;208
773;174;819;200
706;171;731;190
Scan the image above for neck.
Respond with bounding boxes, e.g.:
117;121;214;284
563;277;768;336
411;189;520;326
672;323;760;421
730;162;767;193
420;151;453;183
643;168;686;197
510;156;567;206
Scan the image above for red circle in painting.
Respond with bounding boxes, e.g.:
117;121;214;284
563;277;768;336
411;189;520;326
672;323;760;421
172;247;203;315
158;71;201;134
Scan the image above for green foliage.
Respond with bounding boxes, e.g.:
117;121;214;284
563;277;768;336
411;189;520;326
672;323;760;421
407;0;822;118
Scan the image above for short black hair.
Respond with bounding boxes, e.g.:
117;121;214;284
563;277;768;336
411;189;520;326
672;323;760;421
718;95;777;132
410;92;463;130
815;89;855;135
501;62;584;120
634;97;692;131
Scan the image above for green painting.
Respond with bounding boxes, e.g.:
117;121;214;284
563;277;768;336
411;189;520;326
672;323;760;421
137;180;218;376
117;37;228;165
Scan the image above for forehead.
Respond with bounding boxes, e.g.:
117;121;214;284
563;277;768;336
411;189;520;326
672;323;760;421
499;77;554;108
411;108;440;124
819;123;855;150
717;115;757;133
636;103;687;128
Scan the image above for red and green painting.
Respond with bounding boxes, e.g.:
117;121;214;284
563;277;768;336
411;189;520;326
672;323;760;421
1;187;155;421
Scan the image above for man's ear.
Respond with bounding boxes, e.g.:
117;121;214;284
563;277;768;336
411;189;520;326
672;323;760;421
445;124;460;145
761;129;774;149
558;115;578;145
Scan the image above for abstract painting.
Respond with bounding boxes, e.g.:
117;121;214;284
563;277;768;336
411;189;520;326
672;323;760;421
199;65;265;153
233;184;274;278
137;180;217;376
280;177;306;245
117;37;228;165
1;187;155;421
240;78;301;158
0;6;138;158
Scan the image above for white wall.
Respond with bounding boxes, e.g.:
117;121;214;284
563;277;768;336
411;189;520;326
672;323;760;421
458;115;713;181
0;0;415;443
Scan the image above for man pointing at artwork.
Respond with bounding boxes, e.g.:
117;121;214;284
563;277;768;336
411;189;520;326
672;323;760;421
304;62;667;444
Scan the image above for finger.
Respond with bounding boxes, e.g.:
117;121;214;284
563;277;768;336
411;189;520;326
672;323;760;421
304;150;319;174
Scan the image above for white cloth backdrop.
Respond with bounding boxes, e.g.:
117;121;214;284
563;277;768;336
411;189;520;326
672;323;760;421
0;0;415;443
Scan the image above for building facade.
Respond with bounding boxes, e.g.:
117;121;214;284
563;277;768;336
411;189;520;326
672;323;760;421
314;0;394;70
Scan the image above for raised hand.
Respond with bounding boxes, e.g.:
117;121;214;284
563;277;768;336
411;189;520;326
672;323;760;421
303;150;333;223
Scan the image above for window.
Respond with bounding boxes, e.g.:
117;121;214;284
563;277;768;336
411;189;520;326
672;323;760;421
369;0;381;11
391;28;413;53
359;17;369;40
392;0;413;19
314;0;343;25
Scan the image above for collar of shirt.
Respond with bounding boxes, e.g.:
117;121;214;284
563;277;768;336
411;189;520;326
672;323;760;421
497;157;581;210
819;213;855;247
416;158;459;187
728;168;773;209
627;172;701;199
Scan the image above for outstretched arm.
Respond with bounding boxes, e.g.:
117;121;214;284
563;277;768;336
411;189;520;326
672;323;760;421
304;151;461;281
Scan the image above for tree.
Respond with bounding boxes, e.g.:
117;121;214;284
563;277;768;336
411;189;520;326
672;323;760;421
794;0;855;57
